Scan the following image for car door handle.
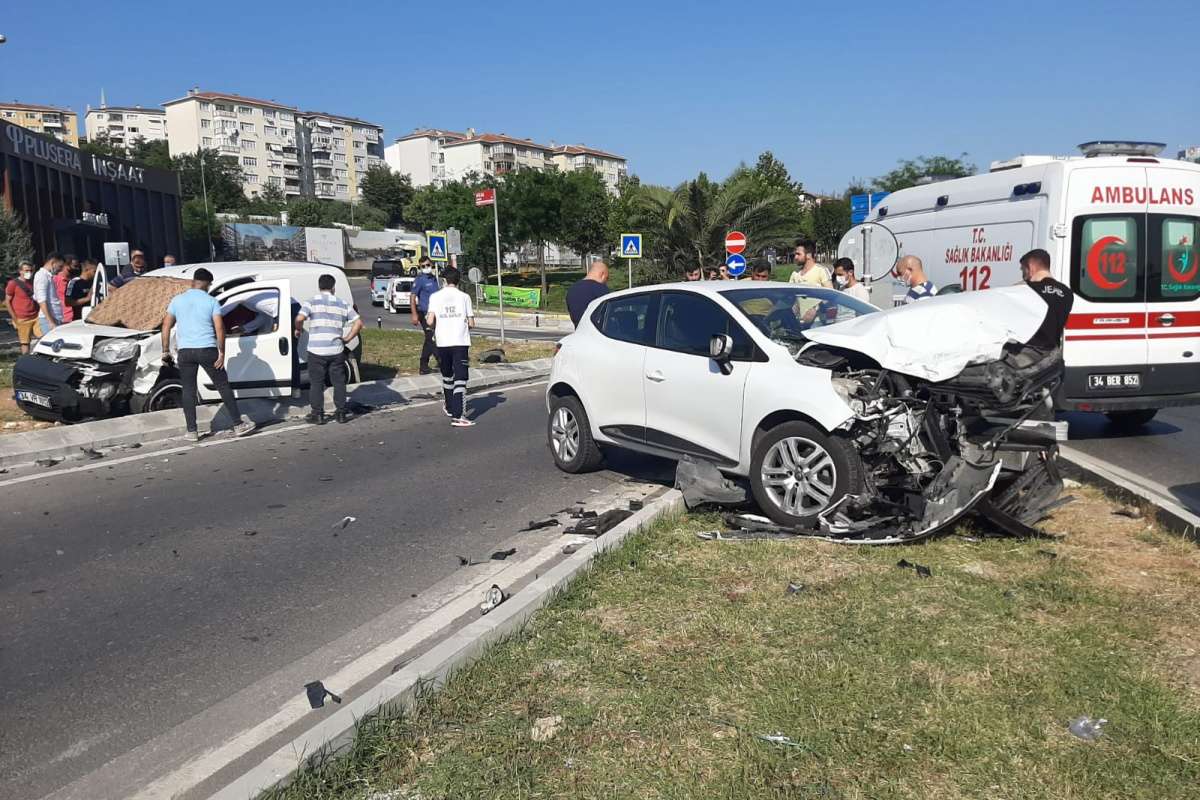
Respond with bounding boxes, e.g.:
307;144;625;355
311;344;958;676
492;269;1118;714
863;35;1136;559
645;371;666;383
279;336;289;356
1158;313;1176;327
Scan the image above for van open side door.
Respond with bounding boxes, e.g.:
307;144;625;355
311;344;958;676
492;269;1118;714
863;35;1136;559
197;279;294;401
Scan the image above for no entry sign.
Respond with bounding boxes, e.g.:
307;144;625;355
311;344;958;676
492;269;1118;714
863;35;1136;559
725;231;746;254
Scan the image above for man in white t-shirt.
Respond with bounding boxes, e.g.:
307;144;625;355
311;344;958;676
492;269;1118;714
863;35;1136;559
833;258;871;303
425;266;476;427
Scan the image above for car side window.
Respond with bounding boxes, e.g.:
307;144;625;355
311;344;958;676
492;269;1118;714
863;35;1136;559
220;287;281;336
598;293;659;346
655;291;755;359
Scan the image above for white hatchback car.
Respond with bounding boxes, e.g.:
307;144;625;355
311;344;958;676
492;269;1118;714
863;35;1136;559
547;281;1068;538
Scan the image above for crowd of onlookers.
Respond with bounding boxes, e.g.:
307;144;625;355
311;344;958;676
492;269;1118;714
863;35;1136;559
3;250;178;353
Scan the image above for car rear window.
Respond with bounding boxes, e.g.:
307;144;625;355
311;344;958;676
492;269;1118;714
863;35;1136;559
597;293;658;346
1074;215;1141;302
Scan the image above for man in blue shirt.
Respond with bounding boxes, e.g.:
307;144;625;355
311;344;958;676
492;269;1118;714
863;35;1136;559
161;268;256;441
409;256;441;374
566;260;611;327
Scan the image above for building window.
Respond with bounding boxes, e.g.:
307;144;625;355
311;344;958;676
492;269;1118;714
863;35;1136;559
354;156;364;167
280;112;292;121
353;140;364;150
216;103;232;112
263;109;275;120
128;127;139;133
264;125;277;137
336;169;348;178
200;118;210;129
238;105;253;115
200;101;212;110
267;176;282;187
243;157;258;167
337;184;348;193
242;139;257;151
202;136;213;147
333;138;344;148
246;174;258;184
333;153;346;162
240;122;254;133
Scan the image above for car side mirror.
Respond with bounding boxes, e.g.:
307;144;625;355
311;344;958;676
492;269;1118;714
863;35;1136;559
709;333;734;374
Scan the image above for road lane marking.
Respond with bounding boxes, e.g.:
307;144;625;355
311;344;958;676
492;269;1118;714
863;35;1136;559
0;381;548;489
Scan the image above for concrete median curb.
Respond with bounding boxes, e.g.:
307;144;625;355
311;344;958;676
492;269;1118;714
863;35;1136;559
0;358;553;471
1059;445;1199;540
208;488;685;800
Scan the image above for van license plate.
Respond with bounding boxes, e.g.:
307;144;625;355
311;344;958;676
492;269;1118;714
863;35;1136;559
1088;373;1140;390
16;390;52;408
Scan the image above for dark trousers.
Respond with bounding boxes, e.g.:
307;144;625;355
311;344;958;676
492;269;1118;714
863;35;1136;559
438;346;470;418
178;347;241;432
418;313;438;370
307;351;347;415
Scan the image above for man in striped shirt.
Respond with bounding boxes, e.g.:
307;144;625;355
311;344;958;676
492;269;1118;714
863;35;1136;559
295;274;363;424
897;255;938;303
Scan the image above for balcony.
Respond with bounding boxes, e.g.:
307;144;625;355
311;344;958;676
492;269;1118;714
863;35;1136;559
214;108;236;119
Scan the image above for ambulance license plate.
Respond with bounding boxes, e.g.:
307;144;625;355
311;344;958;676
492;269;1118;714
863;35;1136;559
1088;373;1140;391
16;390;52;408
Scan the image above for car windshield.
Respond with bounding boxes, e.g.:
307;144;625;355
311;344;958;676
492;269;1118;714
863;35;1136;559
720;286;877;351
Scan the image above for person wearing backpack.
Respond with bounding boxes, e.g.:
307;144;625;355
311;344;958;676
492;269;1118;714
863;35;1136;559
5;260;43;353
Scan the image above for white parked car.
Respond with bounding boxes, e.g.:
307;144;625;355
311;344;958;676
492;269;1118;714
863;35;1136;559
547;281;1067;541
384;276;415;313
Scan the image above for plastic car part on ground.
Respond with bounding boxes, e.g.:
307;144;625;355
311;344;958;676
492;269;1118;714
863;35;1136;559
675;457;747;509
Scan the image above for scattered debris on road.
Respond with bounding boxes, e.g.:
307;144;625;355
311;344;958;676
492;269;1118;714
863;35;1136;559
1113;506;1143;520
304;680;342;709
676;457;746;508
1068;715;1107;741
562;539;589;555
520;518;560;531
490;548;517;561
565;508;631;538
628;499;644;511
786;582;805;594
79;446;104;460
896;559;932;578
35;458;61;468
756;731;805;749
480;584;507;615
332;515;357;529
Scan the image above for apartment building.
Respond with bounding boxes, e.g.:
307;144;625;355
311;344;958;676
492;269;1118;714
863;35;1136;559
0;102;79;146
386;127;627;191
163;90;384;202
84;104;168;147
1180;145;1200;164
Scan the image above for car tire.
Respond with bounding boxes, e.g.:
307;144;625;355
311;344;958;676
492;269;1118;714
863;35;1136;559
133;378;183;414
548;394;603;473
1105;409;1157;429
750;420;864;528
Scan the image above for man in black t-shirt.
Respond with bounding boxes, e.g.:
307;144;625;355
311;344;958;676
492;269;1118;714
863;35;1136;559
1020;248;1073;351
566;260;611;327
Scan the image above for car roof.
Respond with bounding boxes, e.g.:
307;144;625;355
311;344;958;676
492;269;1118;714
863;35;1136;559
602;280;829;298
146;261;345;280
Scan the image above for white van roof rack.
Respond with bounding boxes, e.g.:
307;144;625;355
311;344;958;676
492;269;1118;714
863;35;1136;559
1077;141;1165;158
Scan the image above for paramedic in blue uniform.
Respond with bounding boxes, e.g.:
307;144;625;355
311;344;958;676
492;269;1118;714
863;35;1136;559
409;256;441;374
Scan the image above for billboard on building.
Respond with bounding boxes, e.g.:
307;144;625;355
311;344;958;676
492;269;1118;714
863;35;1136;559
220;223;345;268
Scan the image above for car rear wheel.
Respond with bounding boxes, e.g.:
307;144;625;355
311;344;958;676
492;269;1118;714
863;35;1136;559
548;395;603;473
134;378;182;414
750;420;864;528
1105;409;1157;430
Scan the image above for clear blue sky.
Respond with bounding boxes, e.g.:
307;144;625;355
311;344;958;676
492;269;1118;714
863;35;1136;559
3;0;1197;194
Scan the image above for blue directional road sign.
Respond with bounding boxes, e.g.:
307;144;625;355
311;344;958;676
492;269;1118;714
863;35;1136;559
725;253;747;277
850;192;890;224
620;233;642;258
427;231;448;262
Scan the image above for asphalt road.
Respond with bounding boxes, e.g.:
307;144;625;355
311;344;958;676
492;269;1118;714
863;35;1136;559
1064;405;1200;515
0;381;666;799
348;280;567;342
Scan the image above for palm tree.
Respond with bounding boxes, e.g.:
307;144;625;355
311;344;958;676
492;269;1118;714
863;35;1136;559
636;171;800;273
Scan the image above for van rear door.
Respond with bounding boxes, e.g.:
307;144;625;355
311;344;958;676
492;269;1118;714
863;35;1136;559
1062;165;1149;403
198;279;294;401
1144;165;1200;399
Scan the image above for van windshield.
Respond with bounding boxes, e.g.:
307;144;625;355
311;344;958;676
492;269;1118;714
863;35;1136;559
86;276;194;330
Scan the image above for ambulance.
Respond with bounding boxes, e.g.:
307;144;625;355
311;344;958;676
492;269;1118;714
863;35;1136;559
864;141;1200;428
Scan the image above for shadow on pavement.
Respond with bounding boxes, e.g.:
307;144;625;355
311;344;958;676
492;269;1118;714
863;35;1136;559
1169;482;1200;516
1061;412;1182;441
468;392;508;420
598;447;677;486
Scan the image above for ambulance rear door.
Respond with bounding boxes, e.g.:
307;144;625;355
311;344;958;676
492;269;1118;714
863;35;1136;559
1143;164;1200;402
1062;164;1149;403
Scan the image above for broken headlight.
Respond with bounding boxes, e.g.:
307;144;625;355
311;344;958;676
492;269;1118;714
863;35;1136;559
93;338;141;364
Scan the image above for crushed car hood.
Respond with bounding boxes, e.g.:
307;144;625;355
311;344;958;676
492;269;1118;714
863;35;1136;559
803;284;1046;381
33;321;149;360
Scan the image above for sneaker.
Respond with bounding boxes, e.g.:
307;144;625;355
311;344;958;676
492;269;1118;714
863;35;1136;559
418;366;433;375
305;411;326;425
335;410;351;424
232;420;257;437
451;417;476;428
443;406;453;417
186;430;201;443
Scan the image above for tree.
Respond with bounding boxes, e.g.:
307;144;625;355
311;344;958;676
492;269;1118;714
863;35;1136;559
0;206;34;274
181;198;219;262
404;178;497;274
557;169;611;267
359;166;414;227
79;132;126;159
807;196;852;257
501;168;566;296
873;154;975;192
283;198;325;227
127;138;172;170
281;197;388;231
753;151;802;195
240;184;286;217
172;149;245;212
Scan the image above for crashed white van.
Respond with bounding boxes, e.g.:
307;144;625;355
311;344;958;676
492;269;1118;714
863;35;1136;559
867;141;1200;428
13;262;361;422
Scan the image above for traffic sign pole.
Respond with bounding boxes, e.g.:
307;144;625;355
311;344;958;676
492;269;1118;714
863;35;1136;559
493;192;505;345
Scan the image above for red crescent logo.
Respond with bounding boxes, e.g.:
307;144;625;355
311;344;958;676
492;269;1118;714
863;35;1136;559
1086;236;1128;291
1168;250;1199;283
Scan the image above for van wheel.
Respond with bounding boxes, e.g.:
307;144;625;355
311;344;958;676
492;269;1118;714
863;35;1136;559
548;395;603;473
750;421;864;528
134;378;183;414
1105;409;1157;430
347;356;362;384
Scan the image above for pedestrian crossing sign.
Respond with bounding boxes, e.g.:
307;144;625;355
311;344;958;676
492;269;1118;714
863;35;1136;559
427;231;448;262
620;233;642;259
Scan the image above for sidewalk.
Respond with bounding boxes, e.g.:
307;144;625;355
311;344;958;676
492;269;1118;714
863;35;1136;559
474;308;574;332
0;358;552;470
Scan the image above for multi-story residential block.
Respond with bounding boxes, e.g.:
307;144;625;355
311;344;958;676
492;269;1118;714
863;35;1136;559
385;127;627;191
84;104;168;147
0;102;79;146
1179;145;1200;164
163;90;384;202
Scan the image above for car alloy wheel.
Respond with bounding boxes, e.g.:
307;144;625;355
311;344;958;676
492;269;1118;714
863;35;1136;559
760;436;838;516
550;405;580;463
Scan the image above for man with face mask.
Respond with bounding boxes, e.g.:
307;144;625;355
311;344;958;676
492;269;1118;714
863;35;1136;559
833;257;870;303
5;260;42;353
409;256;441;374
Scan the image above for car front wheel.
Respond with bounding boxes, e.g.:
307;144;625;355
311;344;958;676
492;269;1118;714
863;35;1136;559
548;394;603;473
750;420;864;528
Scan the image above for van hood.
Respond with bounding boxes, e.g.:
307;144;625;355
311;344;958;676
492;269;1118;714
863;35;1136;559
803;284;1047;382
32;321;150;360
